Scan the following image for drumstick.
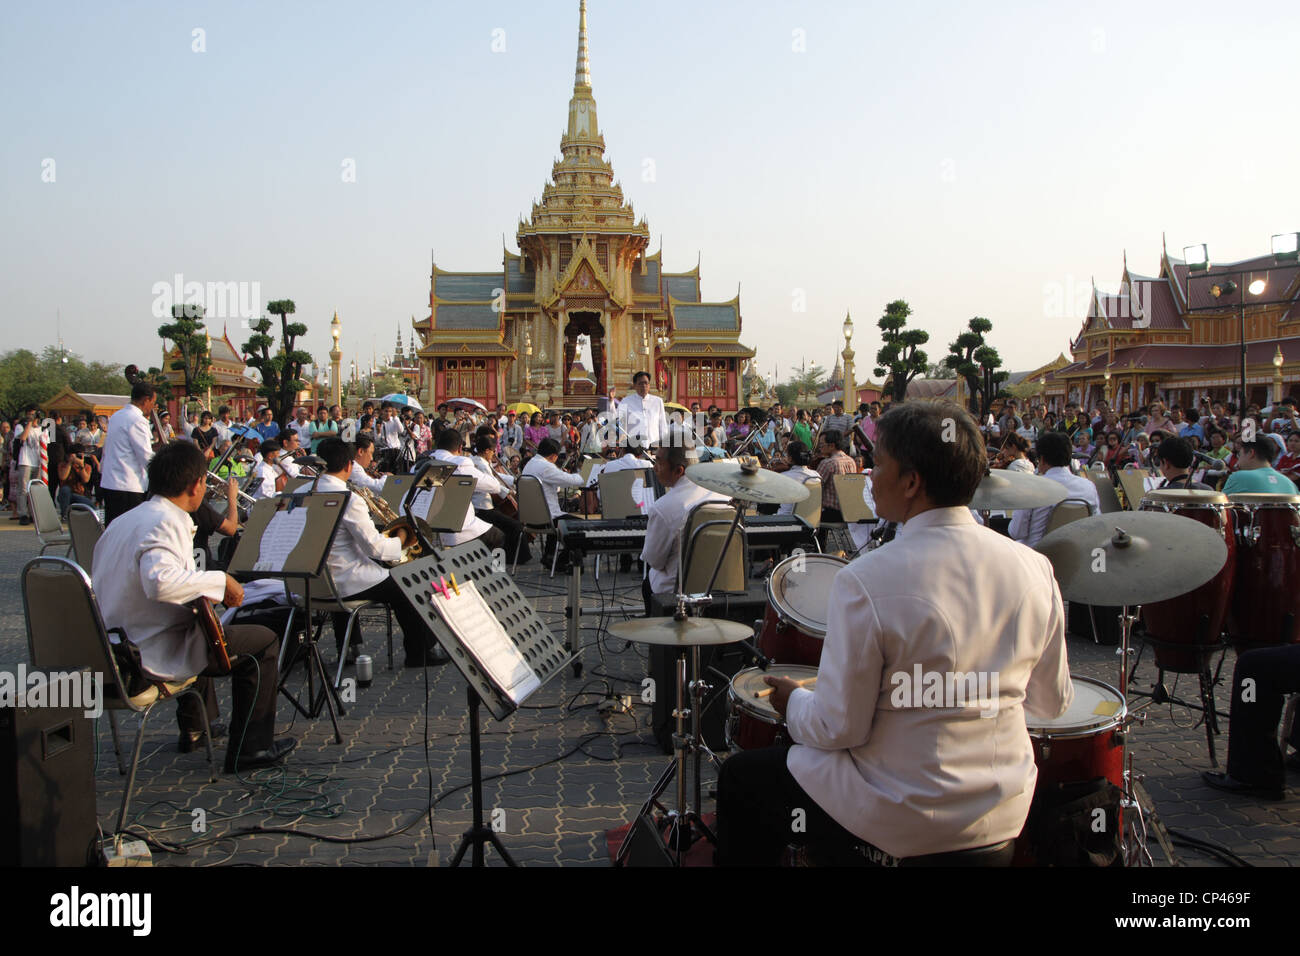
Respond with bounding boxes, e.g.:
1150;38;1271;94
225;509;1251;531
754;677;817;698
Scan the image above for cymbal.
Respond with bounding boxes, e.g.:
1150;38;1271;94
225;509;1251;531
1034;511;1228;606
969;470;1070;511
608;616;753;647
686;458;811;504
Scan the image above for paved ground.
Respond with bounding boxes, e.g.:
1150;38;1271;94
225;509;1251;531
2;514;1296;867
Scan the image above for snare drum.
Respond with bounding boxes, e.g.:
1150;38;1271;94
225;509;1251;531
758;553;847;665
1016;675;1126;865
1138;489;1236;673
725;665;817;751
1228;493;1300;650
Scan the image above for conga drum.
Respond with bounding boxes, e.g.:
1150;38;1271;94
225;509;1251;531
757;553;847;665
1227;493;1300;651
1138;489;1235;673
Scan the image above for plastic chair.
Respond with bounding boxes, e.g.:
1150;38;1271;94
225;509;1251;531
598;468;653;521
792;478;822;529
1087;472;1124;514
1044;496;1094;535
26;480;72;556
21;557;213;834
67;503;103;573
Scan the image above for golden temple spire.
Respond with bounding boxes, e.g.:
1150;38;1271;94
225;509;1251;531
575;0;591;91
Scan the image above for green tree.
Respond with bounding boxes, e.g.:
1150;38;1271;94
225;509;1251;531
241;299;312;427
0;348;130;419
925;362;957;379
787;362;827;404
944;317;1009;419
872;299;929;403
158;304;213;403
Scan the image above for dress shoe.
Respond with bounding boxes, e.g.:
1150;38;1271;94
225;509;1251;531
1286;750;1300;773
224;737;296;774
178;722;228;753
1201;771;1284;801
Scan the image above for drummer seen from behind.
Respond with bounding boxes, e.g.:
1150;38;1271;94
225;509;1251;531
715;400;1073;866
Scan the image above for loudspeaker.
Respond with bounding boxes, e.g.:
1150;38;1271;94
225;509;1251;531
0;686;97;866
617;813;676;867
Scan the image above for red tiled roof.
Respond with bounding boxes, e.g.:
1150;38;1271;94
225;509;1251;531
1051;337;1300;377
1090;275;1185;331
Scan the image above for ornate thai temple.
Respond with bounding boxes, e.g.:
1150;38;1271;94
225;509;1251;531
413;0;754;411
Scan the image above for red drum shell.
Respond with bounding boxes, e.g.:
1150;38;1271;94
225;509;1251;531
1229;500;1300;650
1138;497;1235;673
757;553;846;666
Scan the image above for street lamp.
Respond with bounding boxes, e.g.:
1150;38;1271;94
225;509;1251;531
1274;345;1285;405
841;312;856;408
1104;366;1112;405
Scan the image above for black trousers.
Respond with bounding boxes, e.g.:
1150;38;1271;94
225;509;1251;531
715;744;863;866
1226;645;1300;789
476;507;527;562
103;489;147;526
335;576;433;664
176;624;279;758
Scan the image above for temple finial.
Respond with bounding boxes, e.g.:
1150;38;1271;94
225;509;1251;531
575;0;591;90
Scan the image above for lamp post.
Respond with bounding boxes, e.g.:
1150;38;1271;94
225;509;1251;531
1104;366;1112;405
1274;345;1285;405
841;312;856;409
329;312;343;409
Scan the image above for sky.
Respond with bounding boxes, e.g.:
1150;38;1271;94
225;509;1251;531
2;0;1298;385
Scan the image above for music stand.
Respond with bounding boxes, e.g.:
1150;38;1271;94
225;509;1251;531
390;542;574;866
227;491;351;743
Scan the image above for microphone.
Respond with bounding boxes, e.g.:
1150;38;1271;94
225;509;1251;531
736;635;770;671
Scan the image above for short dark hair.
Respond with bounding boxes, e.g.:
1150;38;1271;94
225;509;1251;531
436;428;463;452
786;439;812;466
819;429;843;449
130;381;156;402
537;437;561;458
1037;430;1072;468
318;437;354;473
260;439;281;456
473;433;495;456
1240;431;1274;459
355;433;374;452
218;405;230;415
1159;436;1194;469
279;428;299;444
146;440;206;498
874;401;985;507
632;370;651;385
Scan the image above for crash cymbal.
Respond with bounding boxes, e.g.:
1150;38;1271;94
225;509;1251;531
1034;511;1228;606
686;456;811;504
608;616;753;647
969;470;1070;511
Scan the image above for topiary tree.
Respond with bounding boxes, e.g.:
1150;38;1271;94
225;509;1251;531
241;299;312;428
873;299;929;403
944;317;1009;420
158;303;213;408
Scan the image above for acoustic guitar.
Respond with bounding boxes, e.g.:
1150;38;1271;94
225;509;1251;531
191;598;232;675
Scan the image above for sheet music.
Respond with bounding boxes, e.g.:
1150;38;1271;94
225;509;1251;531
1142;475;1162;493
410;488;436;521
430;580;540;704
585;462;605;488
255;508;307;571
630;476;656;510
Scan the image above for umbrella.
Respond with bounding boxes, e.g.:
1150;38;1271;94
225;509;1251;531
664;402;689;414
228;424;259;439
446;397;488;412
379;393;424;412
506;402;540;416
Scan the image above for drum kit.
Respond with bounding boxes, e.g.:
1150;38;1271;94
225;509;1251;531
608;459;1290;867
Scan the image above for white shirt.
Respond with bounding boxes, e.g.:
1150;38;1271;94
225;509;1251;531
521;454;584;518
92;496;228;681
291;419;313;444
348;461;385;493
1007;466;1101;548
616;392;668;448
785;506;1073;858
214;419;235;443
100;403;154;493
250;458;281;499
602;452;653;475
17;422;42;468
640;477;728;594
375;417;405;449
777;464;821;516
431;449;498;546
315;474;402;596
470;455;514;510
1004;457;1035;474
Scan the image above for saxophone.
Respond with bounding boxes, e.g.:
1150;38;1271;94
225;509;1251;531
349;481;423;562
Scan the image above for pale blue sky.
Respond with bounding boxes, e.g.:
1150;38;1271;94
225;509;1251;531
2;0;1297;384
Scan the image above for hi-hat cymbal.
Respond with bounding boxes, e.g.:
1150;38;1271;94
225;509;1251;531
608;616;753;647
1034;511;1228;606
969;470;1070;511
686;458;811;504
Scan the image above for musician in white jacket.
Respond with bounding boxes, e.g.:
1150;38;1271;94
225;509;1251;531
93;441;293;773
716;401;1073;865
315;438;449;668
